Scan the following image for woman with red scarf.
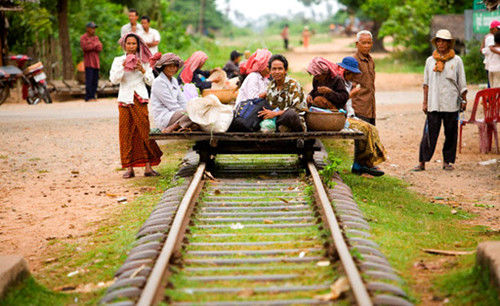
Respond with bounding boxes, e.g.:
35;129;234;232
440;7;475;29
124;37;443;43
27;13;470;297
110;32;162;178
234;49;272;109
177;51;221;91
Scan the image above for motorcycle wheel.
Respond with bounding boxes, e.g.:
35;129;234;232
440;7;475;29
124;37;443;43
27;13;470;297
0;86;10;105
37;83;52;104
26;86;40;105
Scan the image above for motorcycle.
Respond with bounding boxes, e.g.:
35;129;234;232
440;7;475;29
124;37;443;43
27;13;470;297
0;55;52;105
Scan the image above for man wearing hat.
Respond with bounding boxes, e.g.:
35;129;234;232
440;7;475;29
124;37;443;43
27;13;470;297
482;20;500;87
223;50;242;79
414;29;467;171
80;22;102;102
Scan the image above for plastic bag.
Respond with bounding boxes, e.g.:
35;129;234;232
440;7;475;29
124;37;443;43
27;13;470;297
260;118;276;133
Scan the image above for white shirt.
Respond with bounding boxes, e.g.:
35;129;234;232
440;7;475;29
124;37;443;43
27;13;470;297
483;46;500;72
109;54;154;104
141;28;161;54
235;72;269;109
120;23;144;37
150;73;187;129
483;33;495;69
423;55;467;112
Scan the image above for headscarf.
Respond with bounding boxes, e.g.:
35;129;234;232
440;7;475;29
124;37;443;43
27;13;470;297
180;51;208;84
150;52;184;69
239;49;272;76
307;57;343;78
119;32;152;63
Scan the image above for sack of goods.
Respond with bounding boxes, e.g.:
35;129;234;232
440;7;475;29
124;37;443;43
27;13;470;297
202;70;239;104
187;94;233;133
229;98;271;132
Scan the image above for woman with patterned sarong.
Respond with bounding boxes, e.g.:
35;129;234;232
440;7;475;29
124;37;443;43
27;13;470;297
110;32;163;178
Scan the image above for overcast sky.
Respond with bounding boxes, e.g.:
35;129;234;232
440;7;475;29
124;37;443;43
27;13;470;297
215;0;340;26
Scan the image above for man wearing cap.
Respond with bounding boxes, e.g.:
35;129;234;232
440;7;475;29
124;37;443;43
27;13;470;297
482;20;500;87
223;50;242;79
414;29;467;172
80;22;102;102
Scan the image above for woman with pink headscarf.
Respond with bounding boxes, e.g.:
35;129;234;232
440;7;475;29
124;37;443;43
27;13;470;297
306;56;348;111
235;49;272;108
110;32;162;179
177;51;221;91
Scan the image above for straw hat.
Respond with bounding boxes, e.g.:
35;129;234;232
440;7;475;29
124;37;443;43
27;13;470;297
431;29;455;48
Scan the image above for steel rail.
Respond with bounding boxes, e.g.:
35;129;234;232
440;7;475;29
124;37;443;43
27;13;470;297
137;163;206;306
307;162;373;306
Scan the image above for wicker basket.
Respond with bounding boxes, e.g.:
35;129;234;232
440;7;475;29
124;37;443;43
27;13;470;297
201;88;238;104
305;111;346;131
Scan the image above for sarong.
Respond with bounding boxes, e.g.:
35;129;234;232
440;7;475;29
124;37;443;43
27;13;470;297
118;95;163;168
348;118;387;168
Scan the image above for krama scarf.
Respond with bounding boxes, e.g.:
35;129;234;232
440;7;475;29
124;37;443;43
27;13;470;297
180;51;208;83
119;32;152;70
432;49;455;72
150;52;184;69
307;57;344;78
239;49;272;75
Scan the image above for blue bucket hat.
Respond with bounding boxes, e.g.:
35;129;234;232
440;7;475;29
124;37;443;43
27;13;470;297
338;56;361;74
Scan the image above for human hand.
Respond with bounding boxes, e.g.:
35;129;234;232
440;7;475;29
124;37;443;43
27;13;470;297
317;86;332;95
350;87;361;98
460;101;467;112
258;92;267;99
258;108;277;119
135;61;145;73
422;102;428;114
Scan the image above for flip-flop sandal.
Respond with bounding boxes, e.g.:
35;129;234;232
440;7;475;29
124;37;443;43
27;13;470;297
442;164;454;171
411;165;425;172
144;170;160;177
122;171;135;179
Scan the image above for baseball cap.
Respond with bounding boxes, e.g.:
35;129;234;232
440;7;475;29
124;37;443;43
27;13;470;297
86;22;98;28
230;50;243;61
490;20;500;29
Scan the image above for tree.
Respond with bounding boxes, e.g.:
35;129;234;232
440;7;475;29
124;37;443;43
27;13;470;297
57;0;74;80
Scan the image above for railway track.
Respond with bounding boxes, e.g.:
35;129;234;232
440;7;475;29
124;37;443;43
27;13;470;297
101;154;411;306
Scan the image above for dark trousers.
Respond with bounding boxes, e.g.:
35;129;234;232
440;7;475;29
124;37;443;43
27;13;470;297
284;39;289;50
419;111;458;164
276;109;304;132
354;114;375;165
85;67;99;101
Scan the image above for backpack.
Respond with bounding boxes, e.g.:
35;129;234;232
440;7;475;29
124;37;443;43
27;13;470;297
229;98;270;132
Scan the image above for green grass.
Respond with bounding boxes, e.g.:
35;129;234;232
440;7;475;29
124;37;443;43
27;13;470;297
1;140;191;305
374;57;425;74
322;139;500;304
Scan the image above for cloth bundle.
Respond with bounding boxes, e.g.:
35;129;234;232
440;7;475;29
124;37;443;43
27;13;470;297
124;54;138;71
186;94;233;133
207;70;238;90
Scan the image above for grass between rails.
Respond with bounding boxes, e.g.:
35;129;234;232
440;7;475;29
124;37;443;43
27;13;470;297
1;140;192;305
321;139;500;305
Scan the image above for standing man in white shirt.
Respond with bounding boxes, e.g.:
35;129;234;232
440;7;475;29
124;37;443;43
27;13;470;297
140;16;161;55
120;8;143;37
414;29;467;172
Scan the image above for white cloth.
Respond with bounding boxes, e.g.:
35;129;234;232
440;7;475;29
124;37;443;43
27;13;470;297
150;73;187;130
141;28;161;54
343;80;356;118
120;23;144;37
234;72;269;109
423;55;467;112
187;95;233;132
483;33;496;69
483;45;500;72
109;54;154;104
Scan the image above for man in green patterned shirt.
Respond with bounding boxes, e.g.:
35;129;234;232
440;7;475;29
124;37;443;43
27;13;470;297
259;54;308;132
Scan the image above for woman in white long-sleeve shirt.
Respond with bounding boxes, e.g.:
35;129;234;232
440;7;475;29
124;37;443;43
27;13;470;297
150;53;197;133
110;32;162;179
234;49;272;109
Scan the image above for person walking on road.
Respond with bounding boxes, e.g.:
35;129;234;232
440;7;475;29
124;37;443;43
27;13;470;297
414;29;467;172
110;32;162;179
302;26;311;49
140;16;160;55
281;24;290;50
121;8;143;37
350;30;383;176
80;22;102;102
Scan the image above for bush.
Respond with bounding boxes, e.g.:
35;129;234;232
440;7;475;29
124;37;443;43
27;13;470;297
463;40;487;85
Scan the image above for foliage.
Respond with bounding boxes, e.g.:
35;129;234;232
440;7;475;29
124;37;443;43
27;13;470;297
319;152;342;189
463;40;488;84
170;0;228;33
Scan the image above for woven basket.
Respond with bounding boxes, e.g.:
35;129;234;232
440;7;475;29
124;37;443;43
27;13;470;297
202;88;238;104
305;111;346;131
